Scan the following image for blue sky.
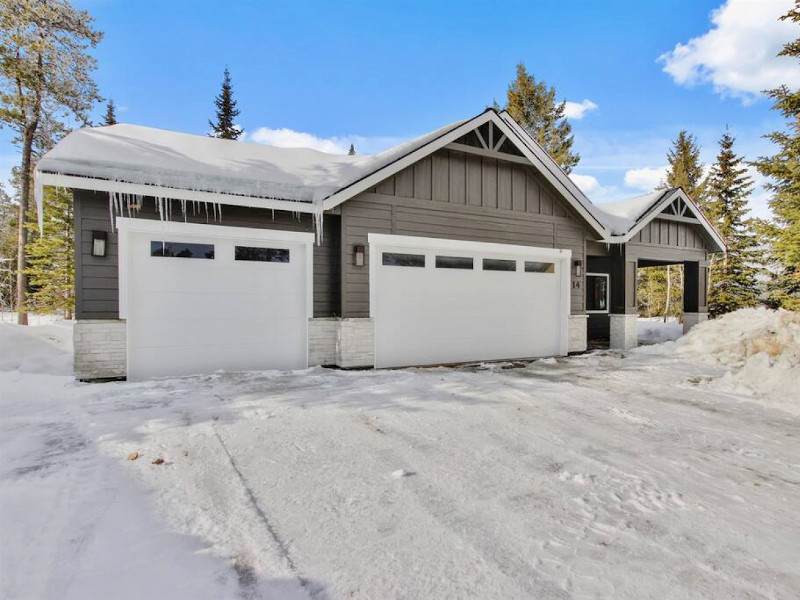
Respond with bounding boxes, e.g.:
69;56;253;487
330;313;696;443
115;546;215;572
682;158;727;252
2;0;798;217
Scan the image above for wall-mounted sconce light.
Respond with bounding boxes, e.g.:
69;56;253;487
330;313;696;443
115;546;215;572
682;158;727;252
353;244;365;267
91;230;108;257
574;259;582;278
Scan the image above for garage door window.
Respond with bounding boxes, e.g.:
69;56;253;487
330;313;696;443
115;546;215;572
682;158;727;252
151;241;214;259
383;252;425;267
235;246;290;263
483;258;516;272
524;261;554;273
436;256;473;269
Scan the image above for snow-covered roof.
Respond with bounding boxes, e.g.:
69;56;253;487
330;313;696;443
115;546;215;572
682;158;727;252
36;121;465;205
34;110;721;250
591;190;671;235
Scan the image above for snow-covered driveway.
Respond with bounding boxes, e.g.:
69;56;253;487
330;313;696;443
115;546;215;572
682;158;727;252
2;322;799;599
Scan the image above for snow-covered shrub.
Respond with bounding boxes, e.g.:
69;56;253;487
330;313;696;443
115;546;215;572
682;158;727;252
676;307;800;400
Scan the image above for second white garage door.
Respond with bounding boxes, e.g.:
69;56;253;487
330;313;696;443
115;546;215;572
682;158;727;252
369;234;571;368
119;219;313;380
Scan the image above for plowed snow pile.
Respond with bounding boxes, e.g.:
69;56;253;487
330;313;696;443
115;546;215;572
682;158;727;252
676;307;800;407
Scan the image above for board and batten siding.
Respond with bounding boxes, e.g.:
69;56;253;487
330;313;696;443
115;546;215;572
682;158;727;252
74;189;341;320
341;148;593;317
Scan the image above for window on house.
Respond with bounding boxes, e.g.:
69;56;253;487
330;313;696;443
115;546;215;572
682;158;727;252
436;255;473;269
382;252;425;267
235;246;290;262
586;273;609;312
524;261;554;273
482;258;516;272
151;241;214;259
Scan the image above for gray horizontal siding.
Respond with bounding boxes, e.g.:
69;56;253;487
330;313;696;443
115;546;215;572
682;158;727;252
74;189;340;320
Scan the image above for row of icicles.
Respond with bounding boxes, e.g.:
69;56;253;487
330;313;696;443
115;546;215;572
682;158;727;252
108;192;324;244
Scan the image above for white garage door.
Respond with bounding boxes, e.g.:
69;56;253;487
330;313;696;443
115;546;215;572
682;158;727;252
119;219;313;380
370;234;571;368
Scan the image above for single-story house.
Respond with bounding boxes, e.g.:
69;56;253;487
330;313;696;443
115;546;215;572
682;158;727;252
34;108;724;381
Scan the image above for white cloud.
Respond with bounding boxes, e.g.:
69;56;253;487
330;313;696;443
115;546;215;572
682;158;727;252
624;166;668;192
570;174;601;195
250;127;350;154
659;0;800;102
564;99;598;120
249;127;406;155
569;172;618;201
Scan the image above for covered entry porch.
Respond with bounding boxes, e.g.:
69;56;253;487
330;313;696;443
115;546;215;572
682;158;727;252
586;245;710;350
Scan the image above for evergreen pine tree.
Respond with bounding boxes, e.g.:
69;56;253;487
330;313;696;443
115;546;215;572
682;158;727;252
705;130;759;316
752;2;800;310
103;99;117;125
504;63;580;173
208;68;243;140
347;143;355;155
663;130;705;201
23;187;74;317
1;0;102;324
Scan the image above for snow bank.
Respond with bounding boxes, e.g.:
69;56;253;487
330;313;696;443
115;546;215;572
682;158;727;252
638;317;683;345
0;321;73;375
676;308;800;408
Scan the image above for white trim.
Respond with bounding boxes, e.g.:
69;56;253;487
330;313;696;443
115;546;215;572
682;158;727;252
492;113;608;237
321;111;495;211
37;172;319;214
368;233;572;357
322;111;608;239
116;217;315;320
585;272;610;314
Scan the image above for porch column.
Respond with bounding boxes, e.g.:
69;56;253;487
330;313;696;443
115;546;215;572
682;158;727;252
609;245;638;350
683;260;709;333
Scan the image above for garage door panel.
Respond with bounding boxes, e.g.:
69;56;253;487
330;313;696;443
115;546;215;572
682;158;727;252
130;316;306;350
131;340;304;379
373;236;567;368
125;224;309;380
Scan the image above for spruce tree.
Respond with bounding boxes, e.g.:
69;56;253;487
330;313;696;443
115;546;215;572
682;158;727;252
663;130;705;201
23;186;74;317
705;131;759;316
347;143;355;155
0;0;102;324
752;2;800;310
103;99;117;125
209;68;243;140
504;63;580;174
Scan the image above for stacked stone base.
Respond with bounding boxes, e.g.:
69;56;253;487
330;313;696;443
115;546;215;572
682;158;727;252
568;315;589;353
308;318;375;368
74;320;127;380
609;313;638;350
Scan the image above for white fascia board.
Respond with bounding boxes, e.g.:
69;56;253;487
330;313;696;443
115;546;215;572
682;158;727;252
115;217;315;319
612;189;725;251
322;112;496;211
491;114;608;238
367;232;573;260
37;172;319;214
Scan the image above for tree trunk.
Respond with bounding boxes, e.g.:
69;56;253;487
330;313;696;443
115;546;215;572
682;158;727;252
664;265;671;323
16;128;34;326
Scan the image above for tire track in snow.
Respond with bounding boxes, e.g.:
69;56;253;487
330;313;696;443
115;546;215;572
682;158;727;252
212;427;318;598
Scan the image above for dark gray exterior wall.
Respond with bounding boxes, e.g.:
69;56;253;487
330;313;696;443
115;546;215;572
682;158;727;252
74;189;341;320
339;147;594;318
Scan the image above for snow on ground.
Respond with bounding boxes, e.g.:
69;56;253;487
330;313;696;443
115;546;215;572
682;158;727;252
2;314;799;599
637;317;683;345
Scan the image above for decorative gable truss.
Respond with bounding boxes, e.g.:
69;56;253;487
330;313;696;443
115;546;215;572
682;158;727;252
615;188;725;252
